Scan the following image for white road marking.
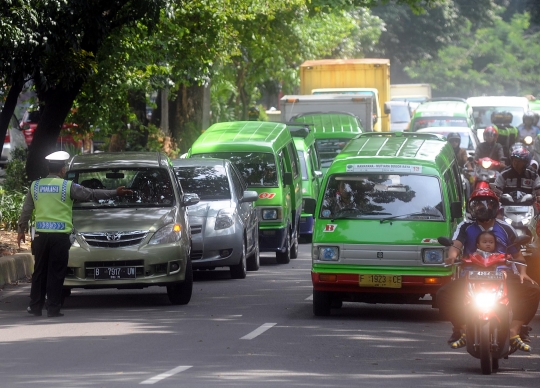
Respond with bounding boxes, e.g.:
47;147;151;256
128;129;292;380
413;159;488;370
241;323;277;340
140;366;192;384
305;294;313;300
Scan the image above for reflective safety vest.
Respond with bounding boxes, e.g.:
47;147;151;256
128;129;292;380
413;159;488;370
493;124;518;157
31;177;73;233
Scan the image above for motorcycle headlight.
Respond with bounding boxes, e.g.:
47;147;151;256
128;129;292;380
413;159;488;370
474;292;497;310
524;136;533;145
481;160;492;169
422;248;444;264
148;223;182;245
215;208;235;230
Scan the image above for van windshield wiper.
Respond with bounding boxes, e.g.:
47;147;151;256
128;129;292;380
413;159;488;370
379;211;440;224
330;210;391;221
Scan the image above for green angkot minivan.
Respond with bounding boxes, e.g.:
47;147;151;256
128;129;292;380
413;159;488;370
189;121;303;264
291;112;363;175
311;131;465;316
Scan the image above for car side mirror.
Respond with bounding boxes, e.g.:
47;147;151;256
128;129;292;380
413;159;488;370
182;193;200;207
283;172;293;185
384;102;391;115
450;201;462;220
303;198;316;215
241;190;259;203
314;171;323;179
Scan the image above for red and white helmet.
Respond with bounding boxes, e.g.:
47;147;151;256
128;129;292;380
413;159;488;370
483;126;498;141
468;188;499;222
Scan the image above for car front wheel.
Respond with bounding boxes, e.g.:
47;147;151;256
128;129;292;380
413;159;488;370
230;239;247;279
167;260;193;305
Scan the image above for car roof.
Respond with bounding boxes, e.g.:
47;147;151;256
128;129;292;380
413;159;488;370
68;152;170;170
467;96;529;107
191;121;291;154
291;113;363;137
171;157;228;169
328;132;451;176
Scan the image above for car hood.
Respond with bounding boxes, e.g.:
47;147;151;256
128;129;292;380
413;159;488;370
73;207;177;232
187;200;234;218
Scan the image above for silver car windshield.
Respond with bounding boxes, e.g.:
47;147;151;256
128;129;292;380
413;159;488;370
195;152;278;187
68;168;175;208
320;174;445;221
175;166;231;200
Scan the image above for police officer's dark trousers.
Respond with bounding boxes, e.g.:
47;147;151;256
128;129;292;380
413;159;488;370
29;233;71;314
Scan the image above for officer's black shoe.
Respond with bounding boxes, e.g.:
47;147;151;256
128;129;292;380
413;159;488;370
447;328;462;344
520;325;532;343
47;311;64;318
27;307;42;317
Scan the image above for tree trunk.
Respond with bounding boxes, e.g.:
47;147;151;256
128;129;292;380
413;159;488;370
170;84;205;153
26;81;83;180
0;79;25;146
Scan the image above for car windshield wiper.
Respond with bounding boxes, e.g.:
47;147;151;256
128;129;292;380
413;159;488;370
379;211;441;224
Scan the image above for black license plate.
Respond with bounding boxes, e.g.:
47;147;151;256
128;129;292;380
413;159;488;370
94;267;136;280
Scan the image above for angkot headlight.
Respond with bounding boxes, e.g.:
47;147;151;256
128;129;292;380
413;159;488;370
148;223;182;245
422;248;444;264
260;207;282;221
317;246;339;261
215;208;236;230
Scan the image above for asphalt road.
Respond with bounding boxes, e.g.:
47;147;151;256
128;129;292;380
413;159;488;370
1;243;539;387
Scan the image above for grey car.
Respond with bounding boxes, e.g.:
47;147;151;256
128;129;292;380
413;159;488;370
64;152;199;305
173;158;260;278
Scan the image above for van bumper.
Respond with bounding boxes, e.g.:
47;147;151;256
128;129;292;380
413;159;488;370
259;227;287;252
299;214;314;235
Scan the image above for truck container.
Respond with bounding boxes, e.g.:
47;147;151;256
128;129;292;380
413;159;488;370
300;59;390;131
390;84;432;104
280;94;373;132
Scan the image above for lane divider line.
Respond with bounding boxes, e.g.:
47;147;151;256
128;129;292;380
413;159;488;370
241;323;277;340
140;365;192;385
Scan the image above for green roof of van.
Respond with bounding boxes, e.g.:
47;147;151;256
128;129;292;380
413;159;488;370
291;113;363;138
328;132;452;174
190;121;291;154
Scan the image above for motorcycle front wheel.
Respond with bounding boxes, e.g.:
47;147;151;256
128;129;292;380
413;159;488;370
480;320;493;375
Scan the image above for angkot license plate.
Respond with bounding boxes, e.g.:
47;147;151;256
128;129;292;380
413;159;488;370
359;274;402;288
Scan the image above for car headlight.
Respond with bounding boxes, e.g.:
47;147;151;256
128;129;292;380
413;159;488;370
317;246;339;261
422;248;444;264
148;223;182;245
215;208;236;230
260;207;282;221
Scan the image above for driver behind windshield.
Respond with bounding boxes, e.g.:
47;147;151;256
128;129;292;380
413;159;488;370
326;180;357;215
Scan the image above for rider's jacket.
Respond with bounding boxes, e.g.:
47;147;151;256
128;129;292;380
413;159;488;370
494;165;540;195
517;124;540;141
474;142;504;162
453;219;518;256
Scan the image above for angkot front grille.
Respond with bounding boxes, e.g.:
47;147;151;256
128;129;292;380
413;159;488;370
81;231;148;248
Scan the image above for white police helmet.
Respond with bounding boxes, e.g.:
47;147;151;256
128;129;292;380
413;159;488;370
45;151;70;161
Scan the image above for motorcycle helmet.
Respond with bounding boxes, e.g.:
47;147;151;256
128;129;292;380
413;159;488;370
468;188;500;222
509;143;532;164
447;132;461;146
483;126;498;141
523;110;535;124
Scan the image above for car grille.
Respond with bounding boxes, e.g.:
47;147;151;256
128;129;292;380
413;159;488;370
85;260;145;278
190;250;203;260
190;224;203;234
80;231;148;248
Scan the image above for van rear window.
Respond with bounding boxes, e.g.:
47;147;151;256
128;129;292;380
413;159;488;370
315;138;352;168
320;174;444;221
412;118;467;131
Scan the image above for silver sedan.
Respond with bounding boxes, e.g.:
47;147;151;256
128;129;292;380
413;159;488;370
173;158;260;279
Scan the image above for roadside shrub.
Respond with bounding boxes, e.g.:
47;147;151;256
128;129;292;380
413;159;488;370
0;188;26;231
4;147;30;192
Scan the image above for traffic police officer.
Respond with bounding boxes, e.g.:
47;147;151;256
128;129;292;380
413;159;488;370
17;151;132;317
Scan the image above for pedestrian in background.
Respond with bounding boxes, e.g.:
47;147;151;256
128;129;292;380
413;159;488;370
17;151;132;317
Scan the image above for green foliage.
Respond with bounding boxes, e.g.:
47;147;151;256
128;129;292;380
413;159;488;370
404;12;540;97
0;187;26;231
3;147;30;193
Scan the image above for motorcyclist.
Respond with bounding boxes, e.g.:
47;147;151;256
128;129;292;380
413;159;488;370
474;126;505;169
447;132;469;168
436;188;540;352
517;111;540;141
491;111;518;158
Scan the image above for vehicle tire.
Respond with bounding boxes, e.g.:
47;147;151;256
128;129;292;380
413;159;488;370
480;320;493;375
290;228;299;259
302;234;313;244
492;357;499;371
167;259;193;305
230;239;247;279
313;289;332;316
276;229;291;264
247;236;260;271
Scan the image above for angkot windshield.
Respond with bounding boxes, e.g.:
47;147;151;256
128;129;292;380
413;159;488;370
320;174;444;221
412;117;468;131
315;138;351;168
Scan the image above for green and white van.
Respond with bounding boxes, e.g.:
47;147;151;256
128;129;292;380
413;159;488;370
287;124;323;242
409;98;475;133
188;121;303;264
291;112;363;175
311;131;465;316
